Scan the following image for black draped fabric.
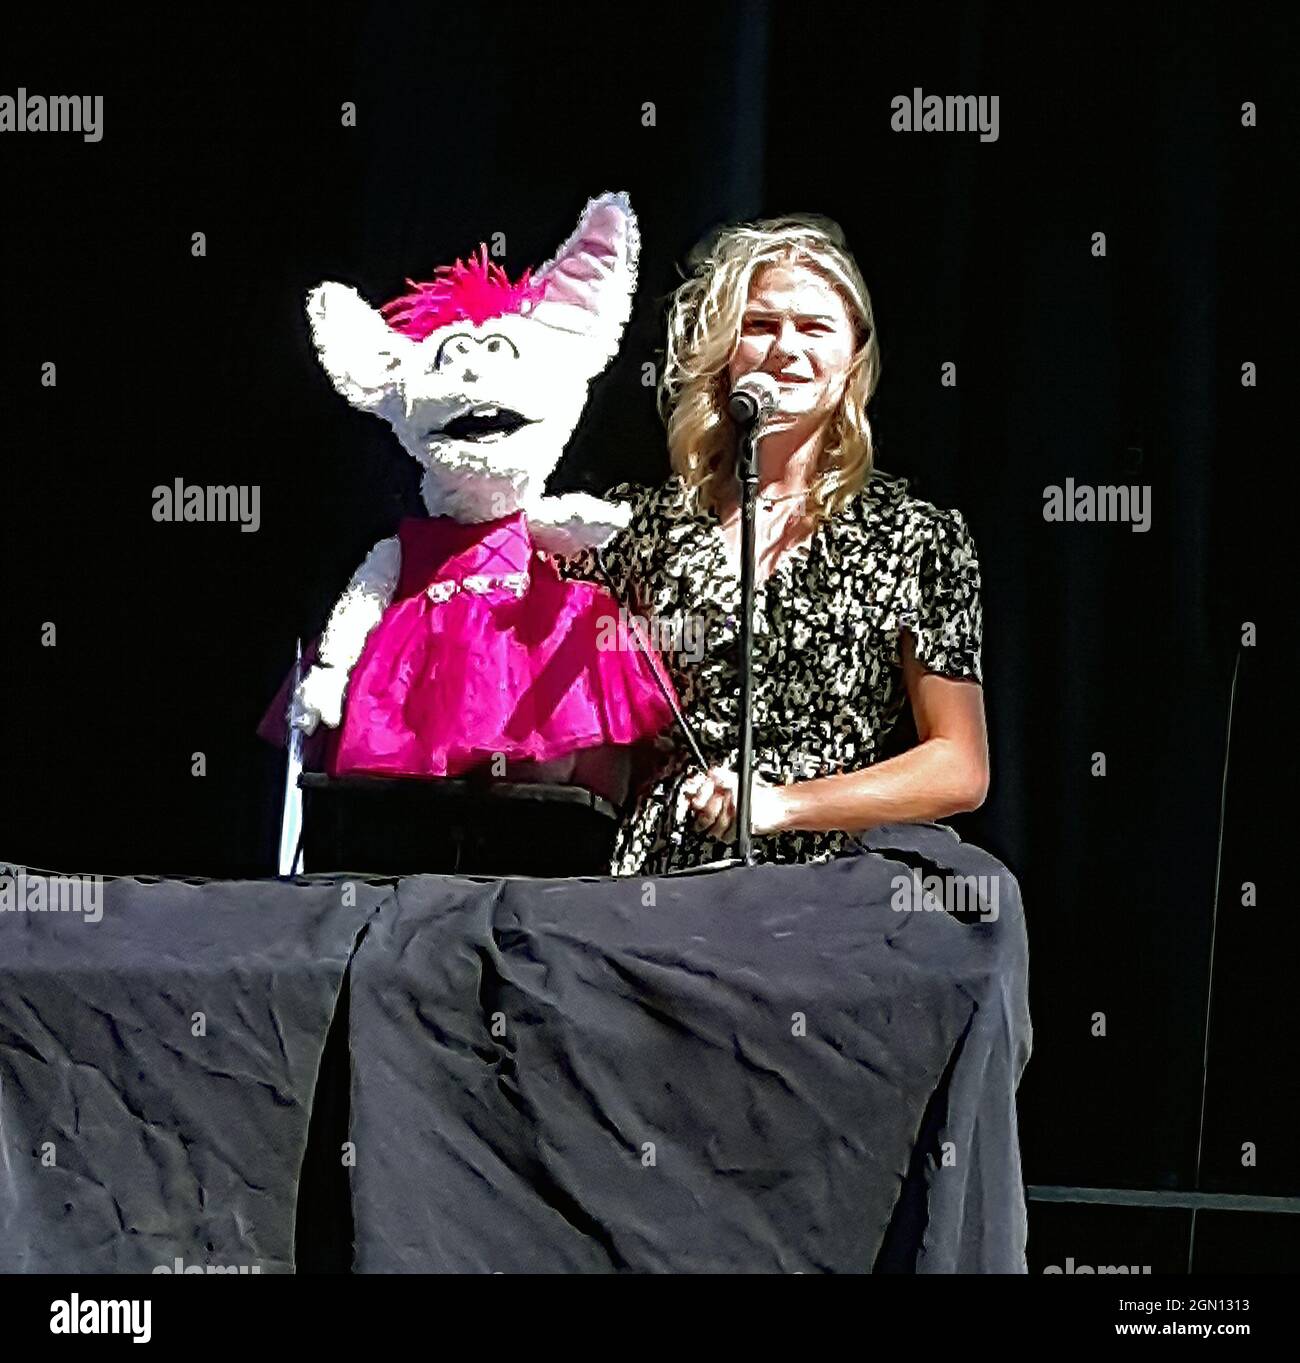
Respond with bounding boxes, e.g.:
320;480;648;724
0;828;1029;1273
0;1;1284;1227
348;825;1030;1273
0;875;388;1274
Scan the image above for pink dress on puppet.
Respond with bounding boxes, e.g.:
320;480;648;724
327;511;676;779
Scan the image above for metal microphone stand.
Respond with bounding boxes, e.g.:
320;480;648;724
735;422;761;865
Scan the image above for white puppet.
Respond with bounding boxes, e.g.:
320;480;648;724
274;191;676;784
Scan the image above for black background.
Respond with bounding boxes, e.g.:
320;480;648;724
1;1;1290;1268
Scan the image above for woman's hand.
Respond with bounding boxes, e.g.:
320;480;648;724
679;767;787;841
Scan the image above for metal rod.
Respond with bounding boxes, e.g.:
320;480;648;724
735;427;760;864
1187;647;1243;1271
1027;1185;1300;1214
277;638;306;877
592;546;709;772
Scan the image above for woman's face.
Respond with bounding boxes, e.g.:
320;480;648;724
726;259;858;436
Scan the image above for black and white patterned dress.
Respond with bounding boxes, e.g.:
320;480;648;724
555;469;983;876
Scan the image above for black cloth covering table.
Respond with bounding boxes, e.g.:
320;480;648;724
0;874;386;1273
0;825;1030;1273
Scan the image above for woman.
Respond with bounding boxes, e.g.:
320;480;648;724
557;212;989;875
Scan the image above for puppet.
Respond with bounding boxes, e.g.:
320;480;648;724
262;192;675;795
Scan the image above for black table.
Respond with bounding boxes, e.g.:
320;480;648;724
0;825;1031;1273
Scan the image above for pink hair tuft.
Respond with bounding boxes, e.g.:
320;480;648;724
379;243;549;339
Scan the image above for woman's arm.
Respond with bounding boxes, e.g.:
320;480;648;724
776;632;988;832
688;631;989;840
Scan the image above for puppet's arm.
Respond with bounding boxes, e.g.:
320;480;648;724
526;492;631;557
294;535;402;734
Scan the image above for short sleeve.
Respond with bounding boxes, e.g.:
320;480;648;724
899;507;983;683
552;480;647;606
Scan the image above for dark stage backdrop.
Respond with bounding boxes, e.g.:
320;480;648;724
0;2;1289;1259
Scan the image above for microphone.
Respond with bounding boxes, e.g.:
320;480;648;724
727;371;780;427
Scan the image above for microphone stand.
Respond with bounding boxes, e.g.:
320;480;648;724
735;421;761;865
277;637;307;877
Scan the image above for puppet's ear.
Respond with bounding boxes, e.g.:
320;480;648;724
529;191;640;368
306;282;410;412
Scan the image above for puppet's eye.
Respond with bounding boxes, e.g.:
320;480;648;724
432;331;477;370
487;339;500;353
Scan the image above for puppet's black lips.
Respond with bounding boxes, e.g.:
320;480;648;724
441;407;535;441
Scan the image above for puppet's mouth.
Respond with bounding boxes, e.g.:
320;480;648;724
439;405;537;442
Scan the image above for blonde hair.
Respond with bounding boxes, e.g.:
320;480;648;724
656;212;881;527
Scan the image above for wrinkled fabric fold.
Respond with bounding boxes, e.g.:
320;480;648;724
0;875;389;1273
0;828;1029;1273
348;826;1031;1272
